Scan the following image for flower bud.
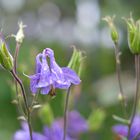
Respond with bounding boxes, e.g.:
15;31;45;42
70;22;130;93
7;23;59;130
68;46;84;77
103;16;119;43
124;17;140;54
14;22;26;44
0;38;13;71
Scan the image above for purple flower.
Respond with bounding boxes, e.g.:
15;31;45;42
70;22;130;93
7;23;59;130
13;122;46;140
44;123;75;140
67;111;88;137
53;110;88;138
29;48;81;94
112;115;140;140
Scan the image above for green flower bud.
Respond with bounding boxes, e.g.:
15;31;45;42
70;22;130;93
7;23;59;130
103;16;119;43
0;39;13;71
68;46;84;77
124;17;140;54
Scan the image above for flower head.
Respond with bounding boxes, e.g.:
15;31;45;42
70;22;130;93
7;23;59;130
29;48;81;95
112;115;140;140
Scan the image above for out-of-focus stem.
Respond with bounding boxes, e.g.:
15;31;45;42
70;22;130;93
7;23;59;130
128;54;140;139
114;41;127;116
63;86;71;140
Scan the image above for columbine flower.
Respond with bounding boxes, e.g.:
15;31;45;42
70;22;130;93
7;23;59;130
112;115;140;140
13;122;46;140
29;48;81;95
53;110;88;138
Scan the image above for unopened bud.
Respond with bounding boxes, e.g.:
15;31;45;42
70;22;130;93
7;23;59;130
68;46;84;77
124;16;140;54
103;16;119;43
0;38;13;71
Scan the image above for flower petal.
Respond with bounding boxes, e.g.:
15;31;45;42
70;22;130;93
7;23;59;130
35;53;42;73
67;110;88;137
37;52;52;88
29;74;40;93
41;86;51;95
62;67;81;85
112;124;128;137
130;115;140;140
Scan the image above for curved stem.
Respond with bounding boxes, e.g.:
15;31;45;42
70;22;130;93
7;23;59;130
10;70;33;140
128;54;140;139
63;86;71;140
114;42;127;117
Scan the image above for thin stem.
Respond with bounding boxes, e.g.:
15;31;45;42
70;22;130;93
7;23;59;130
63;86;71;140
14;42;20;73
10;70;33;140
13;43;25;115
128;54;140;139
114;42;127;116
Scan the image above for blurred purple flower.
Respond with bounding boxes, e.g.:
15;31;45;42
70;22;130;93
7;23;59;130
29;48;81;94
67;110;88;137
44;123;75;140
13;122;46;140
112;115;140;140
53;110;88;138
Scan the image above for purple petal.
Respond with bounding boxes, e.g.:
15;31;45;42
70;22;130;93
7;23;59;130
67;110;88;137
40;86;51;94
112;125;128;137
129;115;140;140
62;67;81;85
44;123;74;140
36;52;52;88
29;74;40;93
13;130;29;140
35;53;42;73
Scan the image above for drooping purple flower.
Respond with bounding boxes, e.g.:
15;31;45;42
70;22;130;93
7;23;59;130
52;110;88;138
112;115;140;140
29;48;81;94
13;122;46;140
44;123;75;140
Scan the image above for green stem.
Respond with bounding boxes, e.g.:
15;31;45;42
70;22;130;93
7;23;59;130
63;86;71;140
10;70;33;140
13;43;25;115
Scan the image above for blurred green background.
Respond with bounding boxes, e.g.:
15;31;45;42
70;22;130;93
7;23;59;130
0;0;139;139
